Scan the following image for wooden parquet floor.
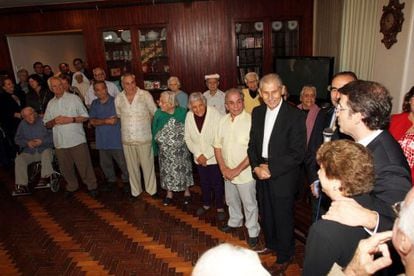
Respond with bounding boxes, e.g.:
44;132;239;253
0;165;311;276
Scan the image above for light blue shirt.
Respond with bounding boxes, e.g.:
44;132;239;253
43;92;89;149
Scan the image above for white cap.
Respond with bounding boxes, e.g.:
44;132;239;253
205;73;220;80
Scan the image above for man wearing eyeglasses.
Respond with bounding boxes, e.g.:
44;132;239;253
305;71;357;221
322;80;411;274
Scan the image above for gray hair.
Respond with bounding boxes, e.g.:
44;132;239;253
398;197;414;244
188;92;207;108
244;72;259;83
300;85;317;98
225;88;244;103
121;73;136;82
160;91;178;107
21;106;36;117
167;76;181;87
47;76;62;90
259;73;283;89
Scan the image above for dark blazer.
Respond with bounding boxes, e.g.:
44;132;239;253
248;101;306;196
303;194;377;276
367;130;412;205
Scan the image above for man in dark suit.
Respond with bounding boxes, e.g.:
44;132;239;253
305;71;357;220
247;73;306;274
323;80;411;232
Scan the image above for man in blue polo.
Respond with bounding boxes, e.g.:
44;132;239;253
89;80;129;192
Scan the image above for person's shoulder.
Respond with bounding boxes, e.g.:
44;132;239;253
390;112;408;122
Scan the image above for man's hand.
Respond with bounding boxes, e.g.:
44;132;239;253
54;116;74;125
104;116;117;125
196;154;208;167
27;138;42;149
322;198;378;229
310;181;319;198
254;163;271;180
343;231;393;276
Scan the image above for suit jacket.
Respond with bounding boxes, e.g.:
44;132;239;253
367;130;411;205
248;101;306;196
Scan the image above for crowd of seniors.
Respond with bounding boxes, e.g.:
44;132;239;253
1;59;414;275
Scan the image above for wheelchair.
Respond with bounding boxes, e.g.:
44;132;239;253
28;158;62;192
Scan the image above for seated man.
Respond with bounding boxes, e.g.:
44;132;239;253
13;107;54;195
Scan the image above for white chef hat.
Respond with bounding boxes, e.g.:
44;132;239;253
205;73;220;80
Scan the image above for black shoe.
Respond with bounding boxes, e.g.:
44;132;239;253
163;197;172;206
88;189;99;198
101;181;115;192
12;185;31;196
248;237;259;248
64;190;75;199
196;207;210;216
216;211;226;221
129;195;139;202
183;195;191;205
219;225;236;233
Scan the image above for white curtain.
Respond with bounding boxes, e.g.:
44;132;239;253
313;0;344;73
340;0;380;79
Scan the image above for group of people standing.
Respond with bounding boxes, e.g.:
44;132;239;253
3;59;414;275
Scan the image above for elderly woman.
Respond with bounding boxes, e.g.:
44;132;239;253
26;74;54;115
167;76;188;109
72;71;90;101
152;91;193;205
389;86;414;186
297;85;320;145
303;140;380;275
184;92;225;221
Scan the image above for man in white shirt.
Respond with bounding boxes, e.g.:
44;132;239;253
214;88;260;248
115;73;157;199
85;67;120;107
44;76;98;198
203;73;226;115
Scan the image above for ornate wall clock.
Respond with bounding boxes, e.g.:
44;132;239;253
380;0;405;49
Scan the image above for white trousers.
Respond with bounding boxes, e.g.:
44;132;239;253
225;179;260;238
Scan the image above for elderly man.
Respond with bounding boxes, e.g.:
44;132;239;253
327;187;414;275
89;80;129;192
115;73;157;199
167;76;188;109
305;71;357;220
44;76;98;198
323;80;411;231
242;72;262;113
248;73;306;274
214;88;260;248
203;73;226;115
85;67;120;106
12;107;54;196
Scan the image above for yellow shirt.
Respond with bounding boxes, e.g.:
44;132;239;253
242;88;261;113
214;110;253;184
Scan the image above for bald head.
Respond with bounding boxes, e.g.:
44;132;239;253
21;107;37;124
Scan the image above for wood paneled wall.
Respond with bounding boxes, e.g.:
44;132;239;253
0;0;313;93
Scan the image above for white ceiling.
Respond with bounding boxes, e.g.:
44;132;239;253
0;0;102;9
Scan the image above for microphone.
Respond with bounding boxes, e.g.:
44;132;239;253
323;109;337;142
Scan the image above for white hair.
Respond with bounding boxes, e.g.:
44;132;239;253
398;198;414;244
192;243;270;276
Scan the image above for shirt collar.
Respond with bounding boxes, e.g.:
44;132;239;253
358;129;383;146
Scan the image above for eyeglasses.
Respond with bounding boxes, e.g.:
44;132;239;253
336;103;348;112
327;85;339;92
392;201;404;217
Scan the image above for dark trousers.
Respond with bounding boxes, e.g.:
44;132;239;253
197;164;224;209
257;180;295;263
55;143;97;192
